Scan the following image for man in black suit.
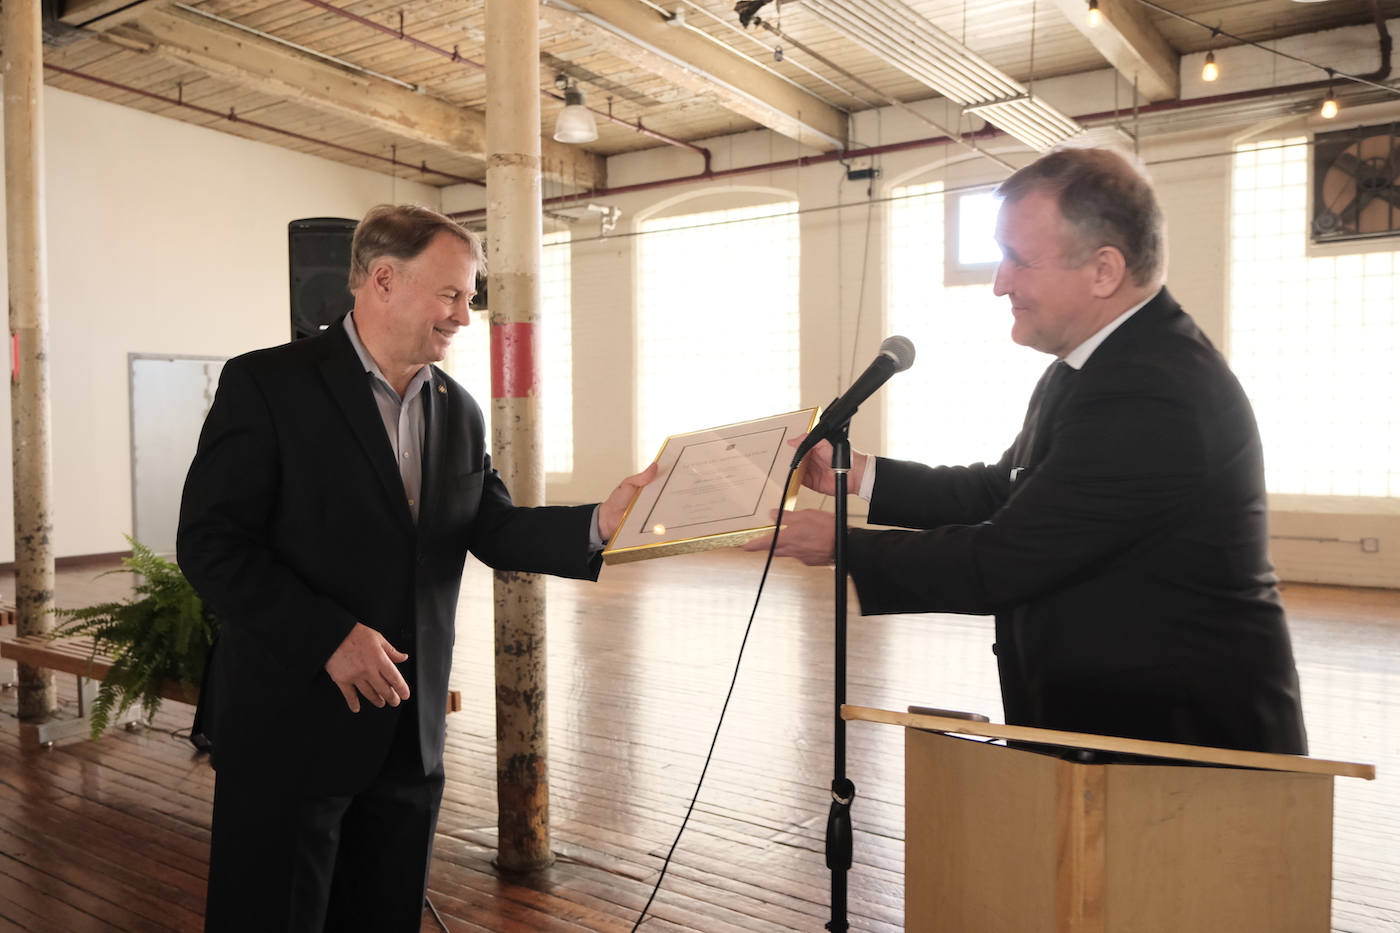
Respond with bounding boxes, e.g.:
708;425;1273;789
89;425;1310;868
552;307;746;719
748;148;1306;755
177;204;654;932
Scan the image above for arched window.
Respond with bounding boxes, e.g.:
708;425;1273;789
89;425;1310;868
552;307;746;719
636;199;800;465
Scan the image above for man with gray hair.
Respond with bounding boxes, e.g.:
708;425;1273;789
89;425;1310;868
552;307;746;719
750;147;1307;755
179;203;654;931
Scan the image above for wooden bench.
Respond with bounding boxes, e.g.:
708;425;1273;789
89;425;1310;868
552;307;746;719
1;634;462;746
0;634;173;744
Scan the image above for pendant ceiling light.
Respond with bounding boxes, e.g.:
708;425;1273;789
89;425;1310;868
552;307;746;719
553;80;598;145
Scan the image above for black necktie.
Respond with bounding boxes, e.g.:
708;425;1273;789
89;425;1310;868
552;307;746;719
1012;360;1073;484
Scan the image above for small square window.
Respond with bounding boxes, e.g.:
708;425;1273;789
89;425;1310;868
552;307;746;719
958;192;1002;266
943;189;1001;287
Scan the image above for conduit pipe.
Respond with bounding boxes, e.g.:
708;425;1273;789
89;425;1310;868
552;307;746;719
447;57;1400;221
299;0;712;171
450;6;1393;212
43;64;484;185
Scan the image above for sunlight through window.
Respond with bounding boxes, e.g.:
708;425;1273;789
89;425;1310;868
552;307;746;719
636;202;800;467
1230;139;1400;496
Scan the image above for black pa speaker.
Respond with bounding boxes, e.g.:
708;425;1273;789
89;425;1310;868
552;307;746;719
289;218;357;341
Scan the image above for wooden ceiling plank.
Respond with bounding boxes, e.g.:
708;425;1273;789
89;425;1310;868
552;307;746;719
110;6;600;186
540;0;847;152
60;0;171;32
1048;0;1179;101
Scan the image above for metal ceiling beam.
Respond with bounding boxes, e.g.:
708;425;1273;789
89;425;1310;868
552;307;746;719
104;6;604;189
1048;0;1179;102
541;0;847;152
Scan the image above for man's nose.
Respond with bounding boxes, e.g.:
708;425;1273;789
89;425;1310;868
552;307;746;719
992;261;1009;296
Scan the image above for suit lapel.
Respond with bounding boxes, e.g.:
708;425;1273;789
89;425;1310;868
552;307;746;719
316;322;415;527
1012;289;1183;479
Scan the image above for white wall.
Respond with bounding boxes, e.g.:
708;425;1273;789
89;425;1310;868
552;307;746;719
0;83;437;562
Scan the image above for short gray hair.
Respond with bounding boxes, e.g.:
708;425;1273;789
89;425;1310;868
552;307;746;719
995;147;1165;287
349;204;486;290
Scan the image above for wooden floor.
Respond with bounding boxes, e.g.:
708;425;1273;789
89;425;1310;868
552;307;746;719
0;549;1397;932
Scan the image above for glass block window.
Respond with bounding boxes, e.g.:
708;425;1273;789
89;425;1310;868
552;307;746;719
1230;138;1400;496
442;231;574;475
636;202;800;465
886;181;1046;467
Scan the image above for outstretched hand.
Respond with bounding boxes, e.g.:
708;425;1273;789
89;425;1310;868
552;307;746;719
739;507;837;566
789;434;871;497
325;622;410;713
599;462;659;542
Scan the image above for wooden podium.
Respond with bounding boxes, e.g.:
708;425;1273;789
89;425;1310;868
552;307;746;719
843;706;1375;933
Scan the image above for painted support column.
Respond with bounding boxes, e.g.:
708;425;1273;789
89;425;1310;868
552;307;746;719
4;0;58;729
484;0;550;871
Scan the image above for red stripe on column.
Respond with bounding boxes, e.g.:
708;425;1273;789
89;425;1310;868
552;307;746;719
491;322;537;399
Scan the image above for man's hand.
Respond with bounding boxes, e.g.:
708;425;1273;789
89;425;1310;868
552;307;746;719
790;434;871;497
325;622;410;713
740;508;837;566
599;462;659;542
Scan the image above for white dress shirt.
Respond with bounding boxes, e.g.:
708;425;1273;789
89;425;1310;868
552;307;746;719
345;313;432;524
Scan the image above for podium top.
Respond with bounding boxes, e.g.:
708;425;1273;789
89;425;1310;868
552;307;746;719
842;705;1375;780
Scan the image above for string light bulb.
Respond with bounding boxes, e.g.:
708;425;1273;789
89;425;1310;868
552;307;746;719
1202;52;1219;82
1087;0;1101;27
1320;69;1338;119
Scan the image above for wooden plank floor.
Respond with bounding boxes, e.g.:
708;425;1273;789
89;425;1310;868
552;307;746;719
0;549;1396;932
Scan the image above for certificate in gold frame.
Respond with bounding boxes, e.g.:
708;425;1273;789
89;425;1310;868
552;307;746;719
602;408;819;565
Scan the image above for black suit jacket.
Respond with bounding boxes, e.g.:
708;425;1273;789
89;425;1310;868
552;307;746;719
177;319;601;795
847;289;1306;754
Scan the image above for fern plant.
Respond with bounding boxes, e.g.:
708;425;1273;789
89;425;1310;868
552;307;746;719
51;538;218;739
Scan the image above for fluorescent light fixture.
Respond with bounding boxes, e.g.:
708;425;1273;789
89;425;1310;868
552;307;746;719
799;0;1082;151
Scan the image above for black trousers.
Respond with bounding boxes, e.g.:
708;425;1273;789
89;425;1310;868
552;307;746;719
204;702;445;933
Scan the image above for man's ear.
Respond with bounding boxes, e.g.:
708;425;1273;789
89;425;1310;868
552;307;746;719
1089;246;1129;298
369;258;397;302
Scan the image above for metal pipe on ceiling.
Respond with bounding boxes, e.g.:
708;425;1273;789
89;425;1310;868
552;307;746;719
447;70;1399;220
43;63;484;185
298;0;712;167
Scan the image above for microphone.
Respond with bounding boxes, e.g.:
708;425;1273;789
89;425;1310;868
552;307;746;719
793;335;915;467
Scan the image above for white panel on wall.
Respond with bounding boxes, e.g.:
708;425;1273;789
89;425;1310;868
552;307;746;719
129;355;225;555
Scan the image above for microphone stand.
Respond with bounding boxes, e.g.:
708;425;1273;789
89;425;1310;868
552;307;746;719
825;422;854;933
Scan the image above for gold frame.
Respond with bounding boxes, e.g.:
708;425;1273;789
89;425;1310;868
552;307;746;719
602;408;818;565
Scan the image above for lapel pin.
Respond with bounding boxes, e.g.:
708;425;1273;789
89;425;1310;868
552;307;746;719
438;384;446;394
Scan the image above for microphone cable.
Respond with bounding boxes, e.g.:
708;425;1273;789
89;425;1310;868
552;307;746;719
628;460;801;933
